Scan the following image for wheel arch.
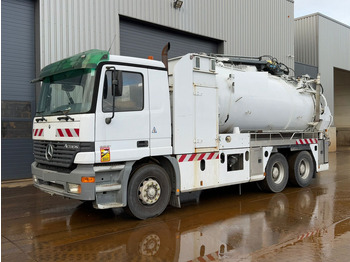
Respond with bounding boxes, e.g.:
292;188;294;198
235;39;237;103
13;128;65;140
127;156;181;197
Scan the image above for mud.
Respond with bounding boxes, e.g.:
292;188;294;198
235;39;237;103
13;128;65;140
2;147;350;261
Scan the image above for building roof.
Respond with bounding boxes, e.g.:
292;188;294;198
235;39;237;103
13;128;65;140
295;12;350;30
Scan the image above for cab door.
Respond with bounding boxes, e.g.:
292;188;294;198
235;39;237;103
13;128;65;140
95;65;150;163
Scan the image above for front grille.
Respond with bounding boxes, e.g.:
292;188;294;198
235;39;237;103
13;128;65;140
33;141;94;168
37;163;75;173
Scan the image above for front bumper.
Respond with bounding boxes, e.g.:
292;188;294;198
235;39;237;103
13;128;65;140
32;161;95;200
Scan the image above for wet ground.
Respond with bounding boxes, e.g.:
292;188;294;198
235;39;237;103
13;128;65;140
2;147;350;262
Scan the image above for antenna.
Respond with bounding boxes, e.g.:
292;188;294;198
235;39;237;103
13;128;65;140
108;34;117;53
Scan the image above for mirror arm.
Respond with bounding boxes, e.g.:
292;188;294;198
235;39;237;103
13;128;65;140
105;90;115;124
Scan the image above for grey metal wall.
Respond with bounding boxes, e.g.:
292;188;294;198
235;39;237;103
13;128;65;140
295;13;350;116
1;0;36;179
294;14;319;67
318;15;350;114
120;18;220;60
39;0;295;69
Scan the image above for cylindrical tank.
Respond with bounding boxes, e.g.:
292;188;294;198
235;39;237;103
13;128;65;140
216;64;319;133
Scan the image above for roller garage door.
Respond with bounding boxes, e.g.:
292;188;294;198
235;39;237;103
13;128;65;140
1;0;36;180
120;18;221;60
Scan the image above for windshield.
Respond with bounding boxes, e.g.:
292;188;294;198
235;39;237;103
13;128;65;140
36;69;96;116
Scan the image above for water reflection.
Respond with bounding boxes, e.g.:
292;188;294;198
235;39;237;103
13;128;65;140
30;184;345;262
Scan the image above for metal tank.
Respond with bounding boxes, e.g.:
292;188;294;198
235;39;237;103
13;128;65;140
215;63;332;133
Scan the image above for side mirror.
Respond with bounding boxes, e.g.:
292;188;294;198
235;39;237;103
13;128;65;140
105;70;123;124
112;71;123;96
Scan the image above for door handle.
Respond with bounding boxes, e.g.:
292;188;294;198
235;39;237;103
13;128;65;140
137;141;148;148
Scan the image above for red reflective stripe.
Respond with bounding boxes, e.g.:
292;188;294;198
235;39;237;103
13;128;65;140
34;129;38;136
207;254;215;261
57;129;64;137
216;153;219;159
74;129;79;137
197;257;206;262
65;129;73;137
198;153;206;161
179;155;187;162
188;154;196;161
39;129;43;136
207;152;215;160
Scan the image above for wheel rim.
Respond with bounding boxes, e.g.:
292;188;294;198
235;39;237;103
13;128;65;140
139;233;161;256
138;178;161;205
299;159;310;179
272;162;284;184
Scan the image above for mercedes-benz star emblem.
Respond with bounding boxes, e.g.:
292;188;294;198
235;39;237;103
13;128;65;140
45;144;54;161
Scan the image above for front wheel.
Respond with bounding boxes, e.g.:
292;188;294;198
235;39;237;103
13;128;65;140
126;164;171;219
259;153;289;193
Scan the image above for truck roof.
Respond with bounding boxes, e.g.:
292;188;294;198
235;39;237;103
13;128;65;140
32;49;166;82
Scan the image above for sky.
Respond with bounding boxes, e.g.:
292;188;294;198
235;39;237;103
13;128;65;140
294;0;350;26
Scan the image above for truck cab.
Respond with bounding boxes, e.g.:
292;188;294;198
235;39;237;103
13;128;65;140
32;50;174;218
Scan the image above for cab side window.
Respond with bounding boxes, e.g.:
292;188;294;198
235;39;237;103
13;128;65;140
103;71;144;112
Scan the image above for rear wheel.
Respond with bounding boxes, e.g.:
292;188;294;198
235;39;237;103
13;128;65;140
288;151;314;187
126;164;171;219
259;153;289;193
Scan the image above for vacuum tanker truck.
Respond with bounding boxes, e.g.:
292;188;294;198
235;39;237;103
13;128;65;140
31;45;332;219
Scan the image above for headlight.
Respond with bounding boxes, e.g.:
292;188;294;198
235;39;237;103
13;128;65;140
33;175;38;183
67;183;81;194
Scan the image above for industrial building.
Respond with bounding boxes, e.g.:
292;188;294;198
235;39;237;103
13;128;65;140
295;13;350;151
1;0;349;180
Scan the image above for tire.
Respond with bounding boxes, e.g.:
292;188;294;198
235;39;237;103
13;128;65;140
288;151;314;187
259;153;289;193
126;164;171;219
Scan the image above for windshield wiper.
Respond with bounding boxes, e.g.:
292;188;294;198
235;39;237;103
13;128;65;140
53;107;75;122
35;111;47;122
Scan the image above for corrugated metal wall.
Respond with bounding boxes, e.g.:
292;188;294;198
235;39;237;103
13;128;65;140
39;0;294;69
318;15;350;115
295;13;350;117
294;14;318;67
39;0;118;67
2;0;36;179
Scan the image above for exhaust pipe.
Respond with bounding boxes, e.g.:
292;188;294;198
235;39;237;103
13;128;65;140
161;42;171;73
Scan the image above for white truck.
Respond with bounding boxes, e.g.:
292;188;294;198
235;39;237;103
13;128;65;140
32;44;332;219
